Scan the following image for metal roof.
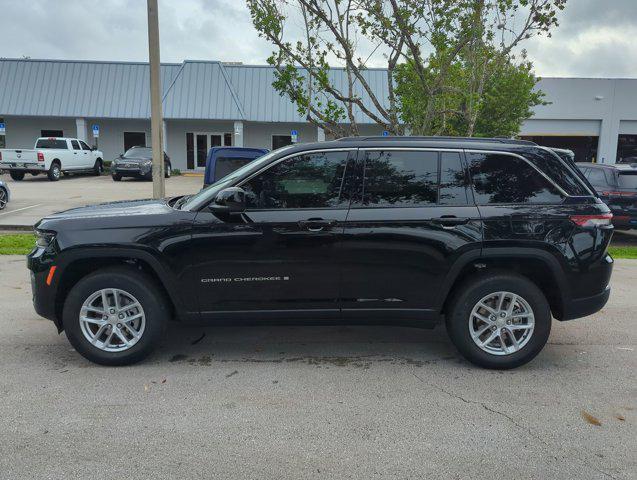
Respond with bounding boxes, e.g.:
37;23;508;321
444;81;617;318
0;58;389;122
0;59;181;118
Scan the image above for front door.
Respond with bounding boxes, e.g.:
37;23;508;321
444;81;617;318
188;132;232;171
340;148;482;320
189;149;355;318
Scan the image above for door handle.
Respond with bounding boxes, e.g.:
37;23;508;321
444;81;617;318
298;218;336;232
433;216;470;228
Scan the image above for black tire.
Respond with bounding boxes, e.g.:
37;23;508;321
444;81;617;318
445;272;551;369
0;187;7;210
112;173;122;181
164;162;172;178
31;172;40;176
10;171;25;181
47;161;61;181
62;267;170;366
93;159;103;176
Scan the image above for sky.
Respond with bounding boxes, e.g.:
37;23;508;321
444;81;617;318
0;0;636;78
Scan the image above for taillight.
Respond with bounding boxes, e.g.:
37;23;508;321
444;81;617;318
37;151;44;162
570;213;613;227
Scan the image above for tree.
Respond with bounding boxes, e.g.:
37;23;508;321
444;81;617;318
247;0;566;137
395;51;548;137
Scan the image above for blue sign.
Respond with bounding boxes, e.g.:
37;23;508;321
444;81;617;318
0;122;5;135
92;124;100;137
382;130;389;136
291;129;298;143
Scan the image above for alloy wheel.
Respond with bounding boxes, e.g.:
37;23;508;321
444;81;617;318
0;188;6;209
468;291;535;356
79;288;146;352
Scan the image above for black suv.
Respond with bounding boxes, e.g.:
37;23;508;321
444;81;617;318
577;162;637;229
27;137;613;369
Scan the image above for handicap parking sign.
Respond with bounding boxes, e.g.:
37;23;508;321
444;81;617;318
92;124;100;138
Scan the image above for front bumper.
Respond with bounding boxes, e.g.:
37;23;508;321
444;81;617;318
27;247;60;329
112;163;152;177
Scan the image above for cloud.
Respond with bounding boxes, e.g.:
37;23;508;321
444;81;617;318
0;0;635;77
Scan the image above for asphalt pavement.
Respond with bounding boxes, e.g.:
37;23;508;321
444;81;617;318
0;255;635;479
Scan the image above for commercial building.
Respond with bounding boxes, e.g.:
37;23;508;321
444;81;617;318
0;58;636;170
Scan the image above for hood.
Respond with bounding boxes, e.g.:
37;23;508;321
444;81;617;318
37;198;171;225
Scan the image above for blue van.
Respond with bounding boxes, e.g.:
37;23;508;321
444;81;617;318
204;147;269;187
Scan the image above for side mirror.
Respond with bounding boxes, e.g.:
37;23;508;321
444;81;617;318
92;146;98;151
210;187;246;214
118;153;124;158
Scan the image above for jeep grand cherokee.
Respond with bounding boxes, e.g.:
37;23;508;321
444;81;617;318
27;137;613;369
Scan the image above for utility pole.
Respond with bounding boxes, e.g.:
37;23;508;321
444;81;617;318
147;0;165;198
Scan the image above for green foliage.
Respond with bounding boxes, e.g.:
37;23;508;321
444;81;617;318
395;53;547;137
0;234;35;255
609;246;637;260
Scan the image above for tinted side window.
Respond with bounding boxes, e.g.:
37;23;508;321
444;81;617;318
80;141;92;151
439;152;469;205
362;150;438;207
587;168;609;186
242;151;348;209
71;140;81;150
468;153;563;204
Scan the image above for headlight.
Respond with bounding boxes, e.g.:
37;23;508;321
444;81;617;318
142;159;152;167
35;230;56;248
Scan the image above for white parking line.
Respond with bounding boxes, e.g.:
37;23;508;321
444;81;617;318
0;204;43;217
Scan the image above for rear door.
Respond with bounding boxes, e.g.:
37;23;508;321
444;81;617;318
339;148;482;321
70;140;82;168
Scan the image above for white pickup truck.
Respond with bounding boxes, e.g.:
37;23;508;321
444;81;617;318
0;137;104;181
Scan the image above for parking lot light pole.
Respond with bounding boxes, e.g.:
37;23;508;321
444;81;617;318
147;0;165;198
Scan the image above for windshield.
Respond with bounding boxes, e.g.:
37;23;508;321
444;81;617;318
181;146;295;210
124;147;152;158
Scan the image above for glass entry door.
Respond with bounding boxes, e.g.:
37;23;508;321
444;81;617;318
186;132;232;170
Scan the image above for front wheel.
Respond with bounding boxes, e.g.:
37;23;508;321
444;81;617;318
47;162;61;181
112;173;122;182
445;272;551;369
93;159;103;176
164;162;172;178
62;267;169;366
0;187;7;210
10;171;25;181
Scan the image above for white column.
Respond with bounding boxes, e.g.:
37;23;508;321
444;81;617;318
75;118;87;142
598;117;620;164
162;120;167;152
234;121;244;147
317;126;326;142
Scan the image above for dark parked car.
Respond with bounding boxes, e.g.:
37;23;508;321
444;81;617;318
577;162;637;229
28;136;613;369
203;146;269;187
111;146;172;181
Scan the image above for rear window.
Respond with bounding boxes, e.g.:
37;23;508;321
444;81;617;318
525;149;591;196
618;172;637;189
214;157;254;181
468;152;563;205
35;139;68;149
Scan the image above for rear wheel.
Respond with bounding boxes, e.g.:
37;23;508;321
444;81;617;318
10;171;25;181
47;161;61;181
164;162;172;178
0;187;7;210
445;272;551;369
62;267;169;366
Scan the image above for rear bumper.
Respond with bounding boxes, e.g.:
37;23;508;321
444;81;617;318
0;162;46;172
560;286;611;321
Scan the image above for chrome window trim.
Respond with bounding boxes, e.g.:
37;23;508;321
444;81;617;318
359;147;464;153
464;149;570;198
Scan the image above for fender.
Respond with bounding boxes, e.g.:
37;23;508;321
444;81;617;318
437;246;569;313
54;246;189;316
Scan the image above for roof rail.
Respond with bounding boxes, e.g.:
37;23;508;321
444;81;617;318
336;135;537;146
